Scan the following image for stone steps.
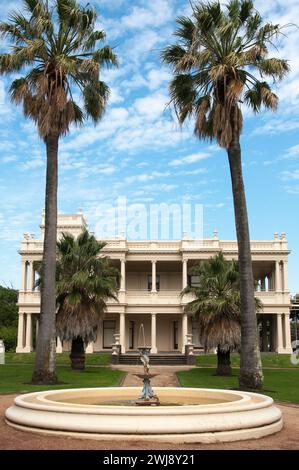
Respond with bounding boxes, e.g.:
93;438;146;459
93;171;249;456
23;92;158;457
118;354;187;365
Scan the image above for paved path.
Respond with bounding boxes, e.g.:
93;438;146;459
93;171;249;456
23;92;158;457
1;394;299;449
110;364;195;387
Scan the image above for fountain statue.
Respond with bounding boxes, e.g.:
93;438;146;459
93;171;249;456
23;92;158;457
135;324;160;406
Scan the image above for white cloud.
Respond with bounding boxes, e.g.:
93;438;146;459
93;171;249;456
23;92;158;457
123;29;165;63
1;155;17;163
146;68;171;91
125;171;169;184
143;183;178;193
121;0;172;30
282;143;299;159
112;118;190;152
0;80;5;105
178;168;208;176
253;119;299;136
109;88;124;105
21;158;44;170
134;92;168;119
170;153;210;166
61;107;129;152
285;185;299;194
281;170;299;181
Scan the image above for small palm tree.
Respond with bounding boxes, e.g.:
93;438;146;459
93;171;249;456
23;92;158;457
182;253;261;376
0;1;118;383
55;230;118;370
183;253;240;375
162;0;289;390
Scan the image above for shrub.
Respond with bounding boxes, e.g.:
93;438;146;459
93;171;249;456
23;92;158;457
0;326;17;352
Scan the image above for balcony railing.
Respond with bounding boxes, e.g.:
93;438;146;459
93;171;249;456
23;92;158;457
18;287;289;308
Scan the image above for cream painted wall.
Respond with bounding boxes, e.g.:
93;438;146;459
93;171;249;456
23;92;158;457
126;272;182;290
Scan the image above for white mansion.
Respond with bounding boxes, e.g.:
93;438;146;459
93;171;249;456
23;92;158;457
16;212;293;355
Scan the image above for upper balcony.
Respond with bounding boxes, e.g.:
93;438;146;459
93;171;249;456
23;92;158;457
18;286;290;311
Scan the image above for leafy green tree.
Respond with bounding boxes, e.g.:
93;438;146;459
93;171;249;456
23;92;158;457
0;0;117;383
162;0;289;390
0;286;18;328
0;286;18;351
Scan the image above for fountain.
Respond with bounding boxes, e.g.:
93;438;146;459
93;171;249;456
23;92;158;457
134;324;160;405
135;346;160;405
5;324;283;442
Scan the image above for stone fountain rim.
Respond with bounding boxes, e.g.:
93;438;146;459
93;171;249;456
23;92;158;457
6;387;282;443
12;387;274;416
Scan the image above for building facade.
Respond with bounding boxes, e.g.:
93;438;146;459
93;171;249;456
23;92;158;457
16;212;293;355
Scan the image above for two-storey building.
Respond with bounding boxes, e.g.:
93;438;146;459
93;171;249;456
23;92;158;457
16;212;293;355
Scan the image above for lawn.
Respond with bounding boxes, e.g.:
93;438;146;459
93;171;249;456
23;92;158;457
0;363;124;394
196;352;299;368
177;368;299;404
4;352;111;366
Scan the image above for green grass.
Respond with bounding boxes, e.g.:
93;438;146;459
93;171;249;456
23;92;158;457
177;368;299;404
0;364;124;394
4;352;111;366
196;353;299;368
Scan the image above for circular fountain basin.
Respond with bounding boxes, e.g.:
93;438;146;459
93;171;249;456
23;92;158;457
5;387;282;443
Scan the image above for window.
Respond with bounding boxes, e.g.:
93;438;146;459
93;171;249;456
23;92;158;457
147;274;160;291
188;275;200;288
115;275;120;290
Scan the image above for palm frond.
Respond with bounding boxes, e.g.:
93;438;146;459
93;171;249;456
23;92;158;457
163;0;289;149
1;0;117;138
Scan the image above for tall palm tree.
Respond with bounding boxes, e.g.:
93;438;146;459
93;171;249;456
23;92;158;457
162;0;289;390
0;0;118;383
55;230;118;370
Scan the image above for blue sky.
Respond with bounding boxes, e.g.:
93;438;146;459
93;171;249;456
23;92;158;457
0;0;299;292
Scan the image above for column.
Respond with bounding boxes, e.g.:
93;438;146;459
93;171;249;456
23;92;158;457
275;261;282;292
16;313;25;352
21;261;27;291
276;314;284;353
261;316;268;351
24;313;33;352
283;313;293;353
151;313;157;353
86;342;94;354
270;315;276;352
182;260;188;289
181;313;188;353
119;312;126;353
120;259;126;291
56;337;63;353
151;260;157;293
29;261;35;291
283;261;289;293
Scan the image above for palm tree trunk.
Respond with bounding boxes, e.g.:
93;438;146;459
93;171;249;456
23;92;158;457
216;347;231;376
31;134;59;384
227;131;263;390
70;337;85;370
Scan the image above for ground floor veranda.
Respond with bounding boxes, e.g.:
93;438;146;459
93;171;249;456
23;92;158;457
16;311;293;355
